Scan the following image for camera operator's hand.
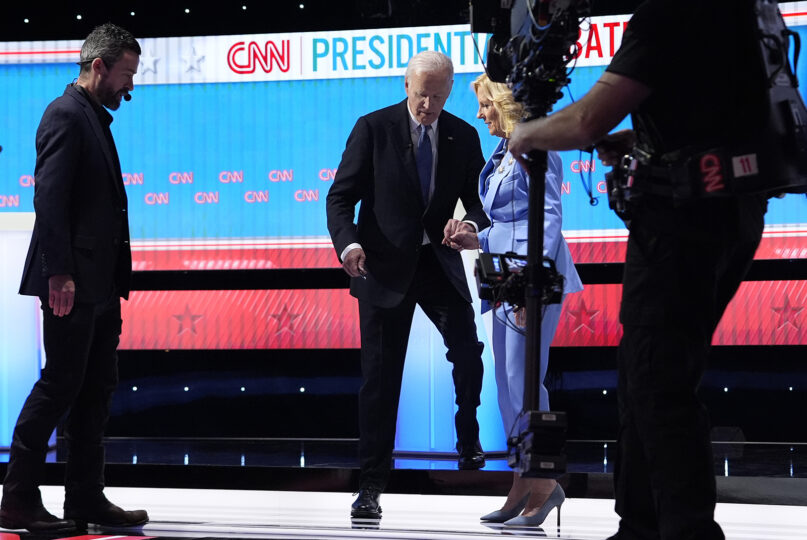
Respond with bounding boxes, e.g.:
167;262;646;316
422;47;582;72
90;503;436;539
595;129;636;166
442;219;475;250
342;247;368;278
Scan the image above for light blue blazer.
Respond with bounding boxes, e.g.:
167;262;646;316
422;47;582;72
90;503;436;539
477;139;583;313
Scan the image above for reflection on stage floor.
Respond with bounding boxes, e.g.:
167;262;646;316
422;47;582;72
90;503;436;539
1;485;805;540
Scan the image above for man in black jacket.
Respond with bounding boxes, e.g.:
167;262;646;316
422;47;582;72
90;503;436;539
0;23;148;534
508;1;768;538
327;50;490;519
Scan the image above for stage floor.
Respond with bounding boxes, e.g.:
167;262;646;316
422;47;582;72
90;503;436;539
2;439;806;538
1;485;805;540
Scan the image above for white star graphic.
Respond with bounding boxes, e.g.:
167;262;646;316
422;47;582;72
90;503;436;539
139;49;160;75
183;45;205;73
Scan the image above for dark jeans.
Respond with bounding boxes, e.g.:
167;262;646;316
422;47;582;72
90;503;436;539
1;294;122;509
614;194;766;540
357;245;484;490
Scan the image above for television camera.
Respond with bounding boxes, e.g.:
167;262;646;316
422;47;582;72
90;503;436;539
471;0;591;477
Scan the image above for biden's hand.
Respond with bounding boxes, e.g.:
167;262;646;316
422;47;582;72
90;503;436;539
48;274;76;317
342;247;368;278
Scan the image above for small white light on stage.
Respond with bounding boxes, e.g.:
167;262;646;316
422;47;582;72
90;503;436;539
242;5;247;10
130;11;135;16
240;386;246;392
241;454;245;466
185;8;190;14
132;455;137;464
723;387;729;392
184;386;189;391
24;18;30;23
602;389;607;395
184;454;189;465
76;14;82;20
789;386;794;391
724;457;729;476
299;387;305;393
299;3;305;9
603;443;608;448
132;386;138;391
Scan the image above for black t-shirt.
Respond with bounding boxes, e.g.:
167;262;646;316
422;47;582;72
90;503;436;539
606;0;764;157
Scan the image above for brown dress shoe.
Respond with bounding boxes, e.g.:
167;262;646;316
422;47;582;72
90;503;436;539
64;497;149;529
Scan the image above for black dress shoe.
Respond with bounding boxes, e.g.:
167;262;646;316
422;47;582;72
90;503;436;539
64;497;149;529
457;440;486;470
0;504;77;533
350;487;382;519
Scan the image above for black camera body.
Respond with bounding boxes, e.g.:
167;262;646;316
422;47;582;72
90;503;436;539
508;410;567;477
475;252;564;308
473;0;591;117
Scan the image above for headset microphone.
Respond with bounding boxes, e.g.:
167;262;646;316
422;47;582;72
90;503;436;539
122;91;131;102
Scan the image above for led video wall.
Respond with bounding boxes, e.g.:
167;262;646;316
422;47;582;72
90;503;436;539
0;6;805;349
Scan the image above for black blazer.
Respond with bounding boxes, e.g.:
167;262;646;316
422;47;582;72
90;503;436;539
326;100;489;308
19;85;132;303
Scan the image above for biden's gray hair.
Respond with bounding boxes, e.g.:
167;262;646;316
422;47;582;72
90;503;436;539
405;50;454;81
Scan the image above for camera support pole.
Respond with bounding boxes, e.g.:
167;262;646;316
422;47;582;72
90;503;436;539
522;149;548;413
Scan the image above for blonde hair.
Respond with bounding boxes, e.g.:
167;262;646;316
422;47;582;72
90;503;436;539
471;73;524;138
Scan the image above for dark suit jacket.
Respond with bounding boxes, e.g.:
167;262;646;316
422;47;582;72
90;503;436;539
19;85;132;303
326;100;489;308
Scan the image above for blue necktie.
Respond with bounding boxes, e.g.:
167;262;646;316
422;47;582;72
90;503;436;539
416;124;433;203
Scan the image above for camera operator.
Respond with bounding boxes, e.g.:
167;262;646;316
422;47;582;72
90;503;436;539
508;1;767;539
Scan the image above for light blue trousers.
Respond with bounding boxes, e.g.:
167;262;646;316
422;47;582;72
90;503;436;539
492;301;564;440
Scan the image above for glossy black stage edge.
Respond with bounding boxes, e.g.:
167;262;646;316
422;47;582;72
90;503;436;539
129;259;807;290
110;346;807;441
